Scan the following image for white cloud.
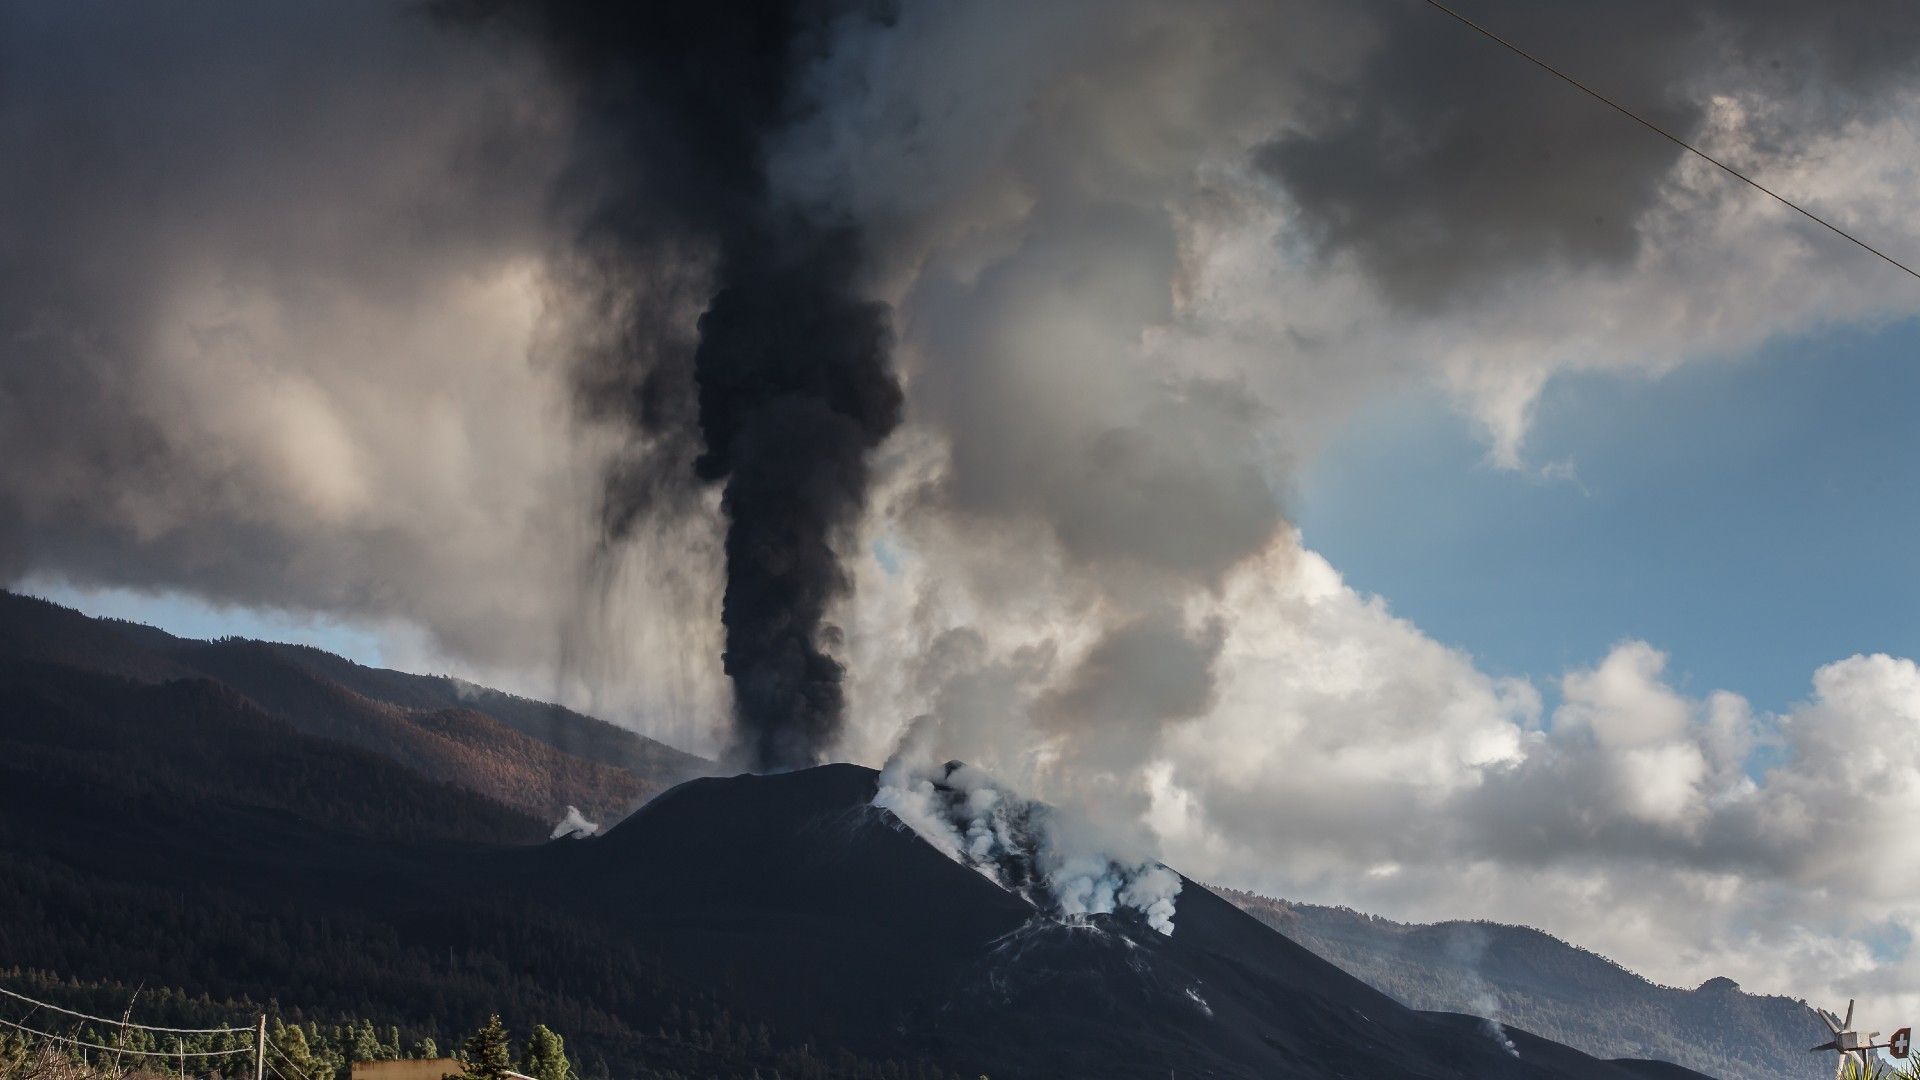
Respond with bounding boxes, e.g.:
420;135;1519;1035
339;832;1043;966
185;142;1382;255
1114;540;1920;1028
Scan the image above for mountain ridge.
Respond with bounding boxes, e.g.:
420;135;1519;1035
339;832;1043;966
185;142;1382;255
0;590;707;827
1218;888;1827;1080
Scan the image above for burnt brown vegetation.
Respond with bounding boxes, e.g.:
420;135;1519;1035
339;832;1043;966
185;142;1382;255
0;592;704;829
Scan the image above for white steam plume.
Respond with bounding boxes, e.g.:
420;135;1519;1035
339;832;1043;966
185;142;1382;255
874;718;1182;934
1483;1017;1520;1059
549;805;599;840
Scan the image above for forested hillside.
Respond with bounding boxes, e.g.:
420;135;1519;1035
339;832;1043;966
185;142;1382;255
0;592;706;828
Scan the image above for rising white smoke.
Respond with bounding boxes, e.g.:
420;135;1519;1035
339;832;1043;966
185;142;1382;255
873;718;1182;934
1483;1017;1520;1058
549;805;599;840
1451;930;1520;1057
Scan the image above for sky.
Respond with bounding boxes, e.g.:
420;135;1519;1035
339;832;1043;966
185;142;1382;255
8;0;1920;1032
17;577;395;669
1298;315;1920;716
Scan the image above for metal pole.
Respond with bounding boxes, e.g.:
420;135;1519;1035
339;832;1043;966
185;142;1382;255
179;1038;186;1080
255;1016;267;1080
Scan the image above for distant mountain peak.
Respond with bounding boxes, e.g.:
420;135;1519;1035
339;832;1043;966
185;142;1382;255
1219;885;1825;1080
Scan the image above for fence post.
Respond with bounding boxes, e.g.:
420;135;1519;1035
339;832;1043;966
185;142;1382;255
256;1015;268;1080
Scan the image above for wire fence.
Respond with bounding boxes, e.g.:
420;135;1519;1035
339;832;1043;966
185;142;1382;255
0;987;252;1038
2;978;458;1080
0;1019;253;1060
1;981;457;1080
1;981;262;1080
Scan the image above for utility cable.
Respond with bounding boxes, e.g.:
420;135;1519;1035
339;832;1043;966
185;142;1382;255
1419;0;1920;282
265;1038;329;1080
0;985;251;1035
0;1016;254;1058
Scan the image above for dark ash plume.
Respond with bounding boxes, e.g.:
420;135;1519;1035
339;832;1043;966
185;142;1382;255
453;1;903;770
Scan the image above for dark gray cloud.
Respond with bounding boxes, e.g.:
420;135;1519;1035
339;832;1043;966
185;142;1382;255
906;199;1285;584
1043;609;1225;749
0;0;579;665
1260;0;1920;308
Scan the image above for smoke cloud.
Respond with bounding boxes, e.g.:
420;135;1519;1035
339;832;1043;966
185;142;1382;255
875;719;1182;934
450;1;905;770
1483;1018;1520;1059
0;0;595;670
1260;0;1920;309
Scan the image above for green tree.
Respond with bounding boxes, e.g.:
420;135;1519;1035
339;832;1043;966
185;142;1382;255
412;1038;440;1060
352;1020;382;1064
273;1021;318;1077
0;1030;30;1075
458;1016;512;1080
517;1025;572;1080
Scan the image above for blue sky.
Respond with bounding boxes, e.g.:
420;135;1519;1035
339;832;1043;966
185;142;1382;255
1295;316;1920;715
22;578;392;669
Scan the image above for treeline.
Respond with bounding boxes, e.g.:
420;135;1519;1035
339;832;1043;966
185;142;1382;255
0;968;967;1080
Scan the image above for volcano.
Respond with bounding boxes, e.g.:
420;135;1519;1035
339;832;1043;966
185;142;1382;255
527;764;1708;1080
0;617;1715;1079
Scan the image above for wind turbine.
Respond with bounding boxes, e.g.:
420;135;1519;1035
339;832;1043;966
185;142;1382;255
1811;999;1910;1079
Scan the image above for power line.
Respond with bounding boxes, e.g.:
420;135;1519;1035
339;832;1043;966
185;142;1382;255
266;1037;334;1080
264;1055;305;1080
0;1016;255;1058
1419;0;1920;283
265;1036;325;1080
0;985;252;1035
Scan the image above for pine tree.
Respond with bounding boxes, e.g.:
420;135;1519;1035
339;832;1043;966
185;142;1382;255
274;1022;318;1076
352;1020;382;1063
413;1037;440;1060
517;1025;573;1080
458;1016;513;1080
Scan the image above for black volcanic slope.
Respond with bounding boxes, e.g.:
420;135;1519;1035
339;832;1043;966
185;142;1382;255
526;765;1711;1080
0;655;1712;1080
